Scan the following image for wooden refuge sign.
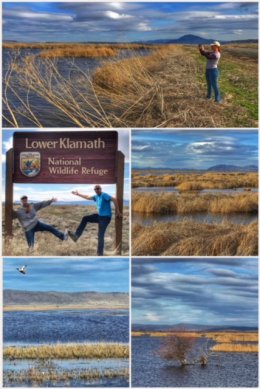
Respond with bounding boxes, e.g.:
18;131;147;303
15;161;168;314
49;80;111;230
5;131;125;254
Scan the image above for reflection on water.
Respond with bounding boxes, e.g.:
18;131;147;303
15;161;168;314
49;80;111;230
4;358;129;372
132;337;258;387
133;213;257;226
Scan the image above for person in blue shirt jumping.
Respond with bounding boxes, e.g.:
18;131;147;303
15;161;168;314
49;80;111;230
68;185;121;255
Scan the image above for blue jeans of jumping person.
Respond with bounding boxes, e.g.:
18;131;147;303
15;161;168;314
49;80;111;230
25;221;65;248
206;68;221;102
75;214;111;256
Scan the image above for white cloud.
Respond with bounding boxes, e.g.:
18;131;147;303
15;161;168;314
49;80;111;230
137;22;152;32
4;10;73;22
105;11;132;20
3;137;13;152
109;2;125;10
145;312;160;322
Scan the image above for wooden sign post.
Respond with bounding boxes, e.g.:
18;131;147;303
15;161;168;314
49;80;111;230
5;131;125;254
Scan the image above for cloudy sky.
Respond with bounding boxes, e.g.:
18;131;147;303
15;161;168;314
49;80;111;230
132;130;258;170
3;2;258;42
2;129;129;203
132;258;258;327
4;257;129;292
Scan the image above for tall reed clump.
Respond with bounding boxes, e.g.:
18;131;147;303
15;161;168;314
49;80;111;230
4;343;129;360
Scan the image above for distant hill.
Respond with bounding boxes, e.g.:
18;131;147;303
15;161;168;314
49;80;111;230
133;323;257;332
133;165;257;172
207;164;258;172
140;34;258;45
4;290;129;307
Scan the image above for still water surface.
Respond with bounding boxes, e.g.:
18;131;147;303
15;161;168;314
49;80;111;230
132;337;258;387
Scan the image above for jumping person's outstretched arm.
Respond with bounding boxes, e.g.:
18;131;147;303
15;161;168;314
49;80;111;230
72;190;93;200
34;198;57;211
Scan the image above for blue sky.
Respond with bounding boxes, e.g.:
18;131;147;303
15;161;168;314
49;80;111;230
3;2;258;42
132;258;258;327
132;130;258;169
4;258;129;293
2;129;129;202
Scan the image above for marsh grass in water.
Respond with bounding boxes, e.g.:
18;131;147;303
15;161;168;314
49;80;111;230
3;205;129;256
4;343;129;360
132;331;258;353
3;44;257;128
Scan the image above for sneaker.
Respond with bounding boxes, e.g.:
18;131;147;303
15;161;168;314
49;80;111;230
63;229;68;241
68;231;78;242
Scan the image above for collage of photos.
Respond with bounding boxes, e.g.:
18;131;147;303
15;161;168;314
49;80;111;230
1;1;259;388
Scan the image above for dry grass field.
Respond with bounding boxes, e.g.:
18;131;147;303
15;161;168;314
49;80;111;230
132;331;258;353
3;43;258;127
132;220;257;256
3;205;129;256
132;192;258;215
132;171;258;189
4;304;128;311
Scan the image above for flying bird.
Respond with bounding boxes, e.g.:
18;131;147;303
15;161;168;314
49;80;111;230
17;265;27;275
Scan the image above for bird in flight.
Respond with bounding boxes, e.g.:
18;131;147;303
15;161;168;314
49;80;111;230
17;265;27;275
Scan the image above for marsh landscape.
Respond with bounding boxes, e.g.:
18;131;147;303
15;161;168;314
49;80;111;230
3;258;130;387
131;258;258;387
3;2;258;128
132;332;258;387
132;131;258;256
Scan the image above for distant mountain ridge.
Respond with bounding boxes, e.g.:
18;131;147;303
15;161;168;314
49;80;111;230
138;34;258;45
4;290;129;306
207;164;258;172
133;165;257;172
133;322;257;332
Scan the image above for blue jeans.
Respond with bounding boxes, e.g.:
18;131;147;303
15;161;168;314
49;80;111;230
25;221;65;248
75;214;111;256
206;68;221;102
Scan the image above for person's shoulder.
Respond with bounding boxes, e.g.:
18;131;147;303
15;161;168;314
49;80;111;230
102;192;111;200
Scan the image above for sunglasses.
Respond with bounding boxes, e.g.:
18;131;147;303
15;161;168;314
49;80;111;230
94;187;101;191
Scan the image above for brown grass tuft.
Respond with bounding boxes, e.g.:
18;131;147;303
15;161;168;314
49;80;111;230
132;220;258;256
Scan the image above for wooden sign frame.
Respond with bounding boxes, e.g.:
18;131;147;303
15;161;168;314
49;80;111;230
5;132;125;255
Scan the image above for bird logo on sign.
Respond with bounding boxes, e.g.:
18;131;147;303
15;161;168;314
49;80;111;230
20;152;41;177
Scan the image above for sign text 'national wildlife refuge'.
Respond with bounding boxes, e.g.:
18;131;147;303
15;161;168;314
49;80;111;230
13;131;118;184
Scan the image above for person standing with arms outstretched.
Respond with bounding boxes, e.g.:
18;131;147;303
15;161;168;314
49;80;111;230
68;185;121;256
199;41;221;103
